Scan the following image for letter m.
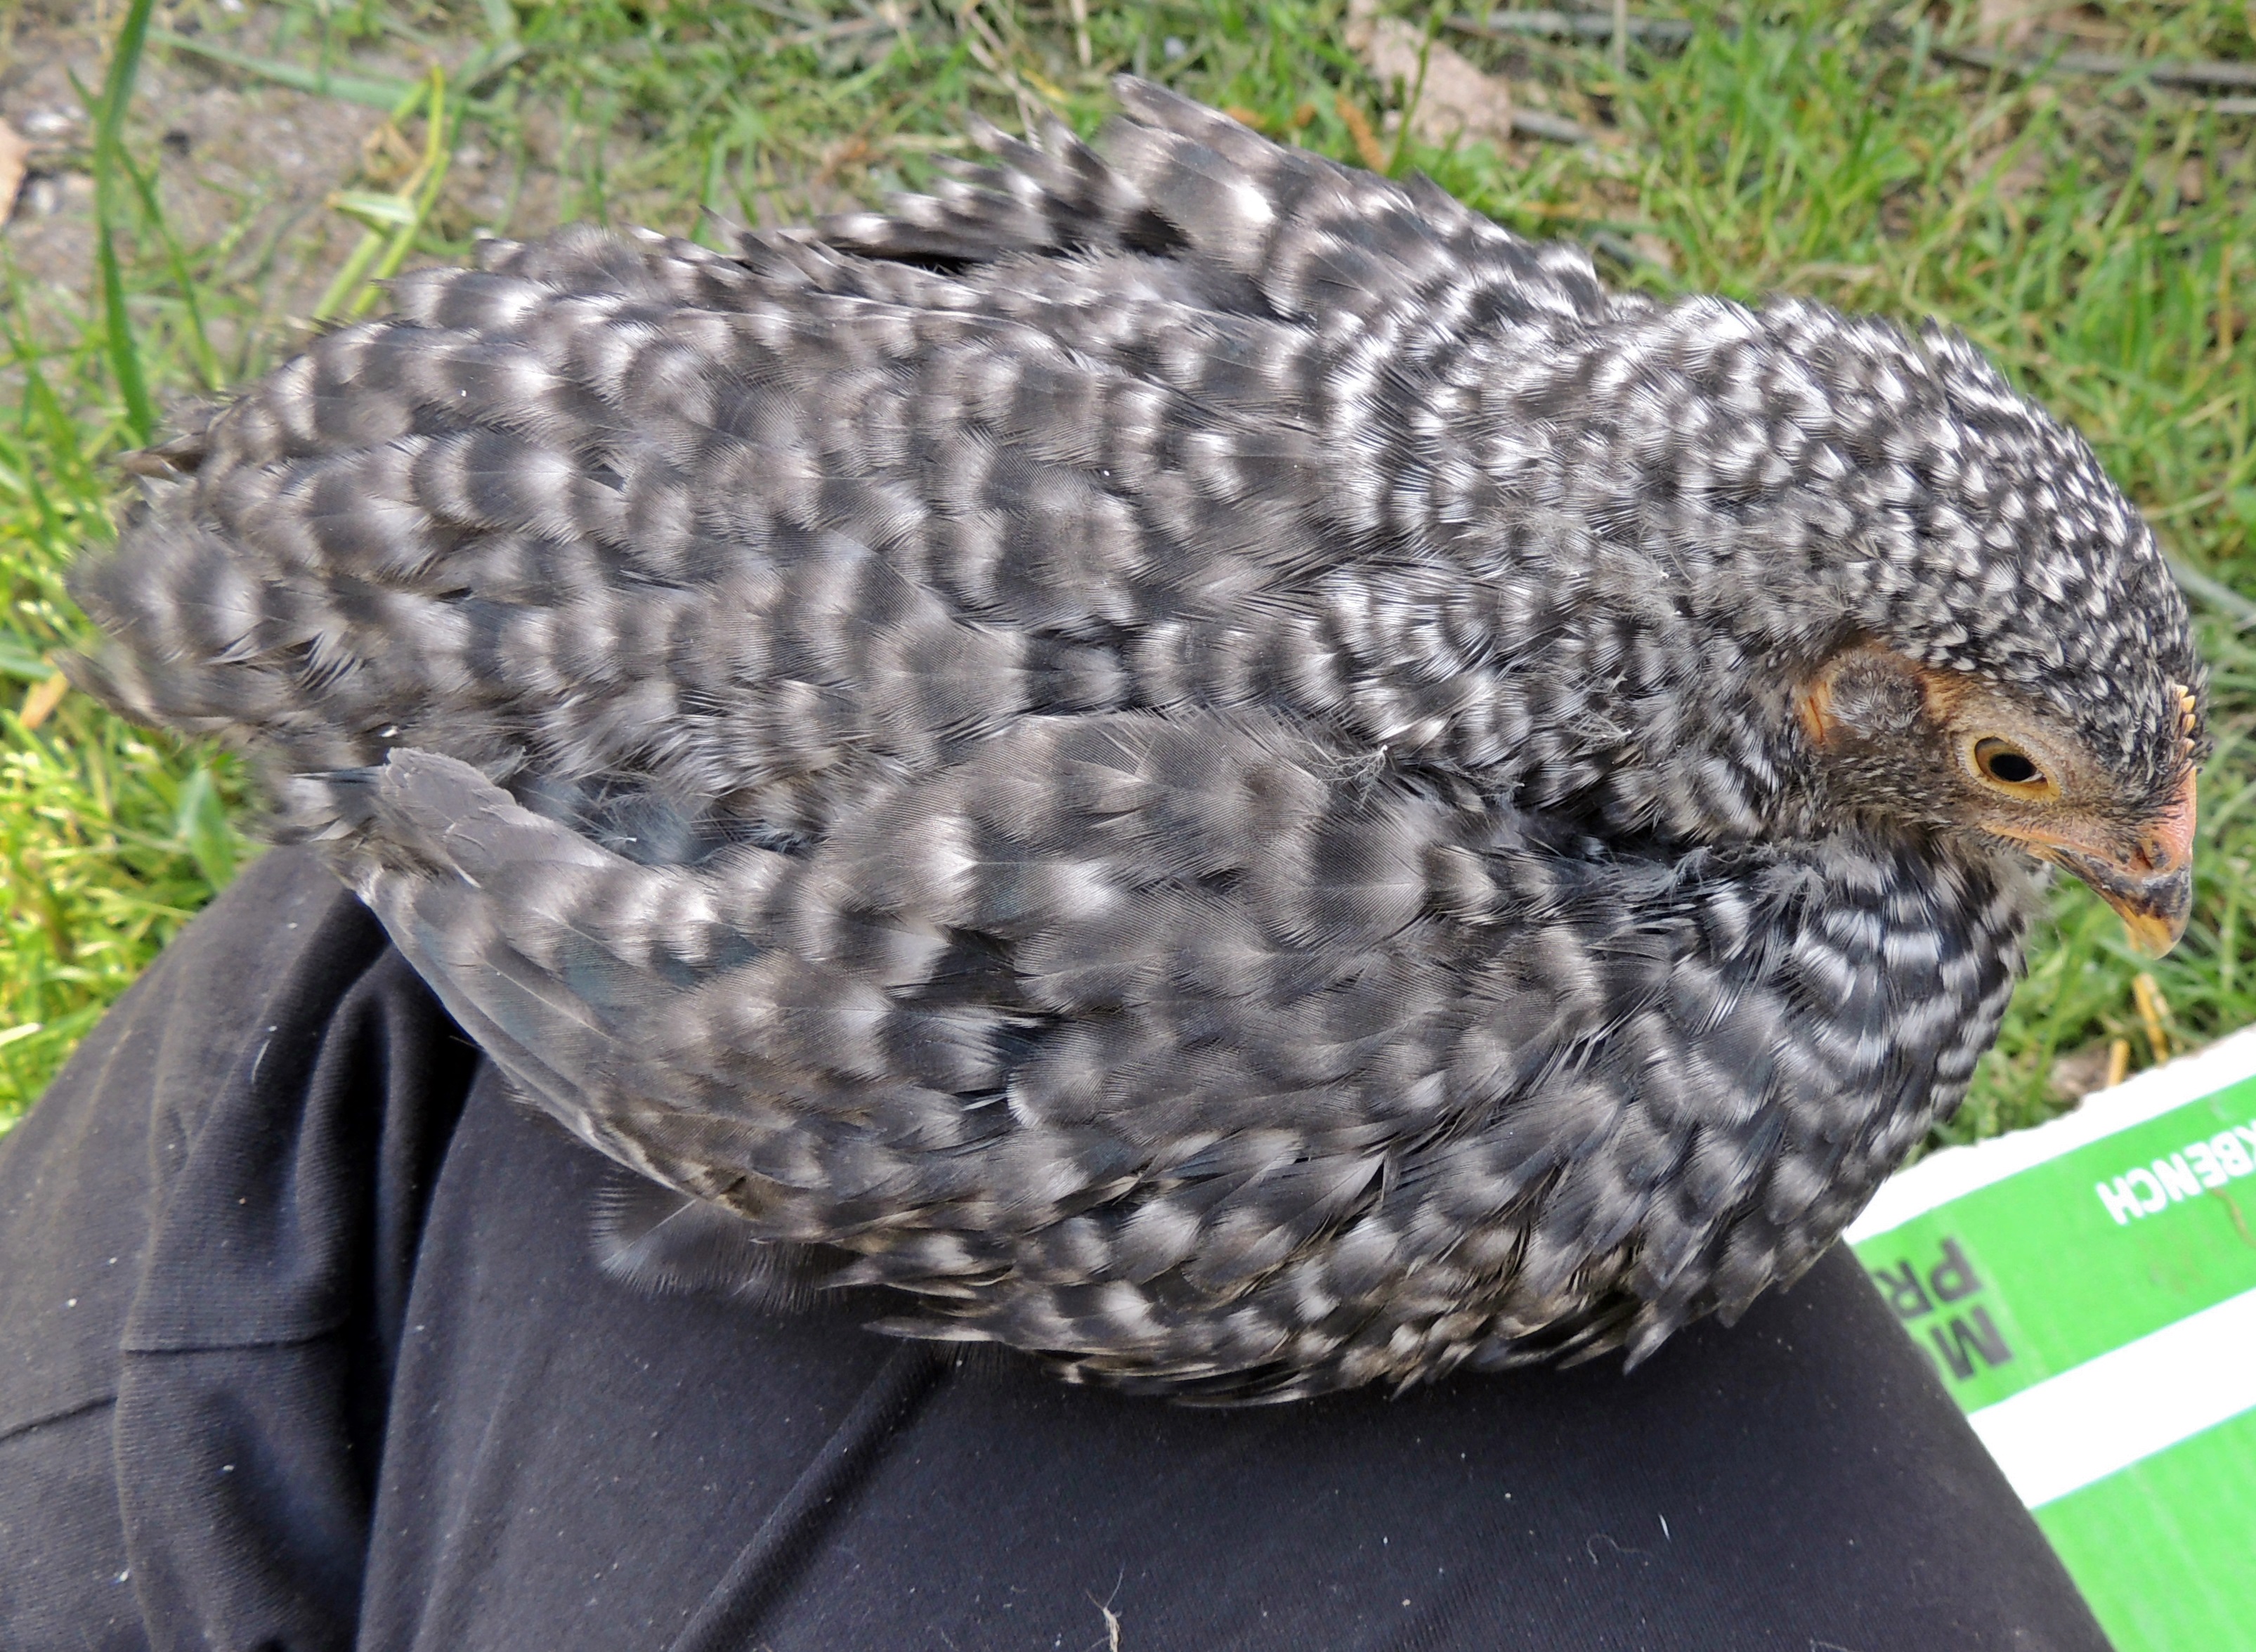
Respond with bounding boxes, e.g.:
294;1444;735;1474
1929;1306;2013;1381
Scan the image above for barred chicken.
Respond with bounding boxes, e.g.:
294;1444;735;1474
70;81;2204;1399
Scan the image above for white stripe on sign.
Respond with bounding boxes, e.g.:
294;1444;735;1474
1967;1285;2256;1509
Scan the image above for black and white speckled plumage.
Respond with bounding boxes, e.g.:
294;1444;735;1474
71;82;2203;1399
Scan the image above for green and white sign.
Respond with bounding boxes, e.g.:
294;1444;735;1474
1846;1028;2256;1652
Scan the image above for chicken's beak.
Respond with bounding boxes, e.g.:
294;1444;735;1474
2007;770;2197;958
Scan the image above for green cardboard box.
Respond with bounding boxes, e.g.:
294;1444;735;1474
1845;1029;2256;1651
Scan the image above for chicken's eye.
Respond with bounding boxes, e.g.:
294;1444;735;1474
1973;737;2047;791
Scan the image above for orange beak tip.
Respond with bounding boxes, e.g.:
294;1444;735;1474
1994;788;2196;959
2119;902;2189;960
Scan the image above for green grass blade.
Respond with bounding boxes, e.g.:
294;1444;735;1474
363;74;457;300
172;763;239;890
151;30;417;112
91;0;159;445
116;145;223;392
312;70;458;323
0;635;52;682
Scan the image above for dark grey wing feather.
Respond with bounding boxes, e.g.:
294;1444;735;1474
820;112;1182;265
592;1166;822;1309
302;736;2018;1398
821;77;1610;337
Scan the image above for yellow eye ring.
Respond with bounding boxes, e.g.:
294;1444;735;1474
1971;736;2050;793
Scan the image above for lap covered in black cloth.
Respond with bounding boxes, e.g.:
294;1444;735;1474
0;850;2110;1652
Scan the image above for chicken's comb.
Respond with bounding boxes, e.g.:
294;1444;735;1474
2175;682;2198;765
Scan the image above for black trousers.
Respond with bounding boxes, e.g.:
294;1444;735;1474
0;850;2110;1651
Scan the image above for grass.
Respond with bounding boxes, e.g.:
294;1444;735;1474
4;0;2256;1144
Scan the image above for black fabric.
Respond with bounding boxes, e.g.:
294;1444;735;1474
0;850;475;1649
0;849;2112;1651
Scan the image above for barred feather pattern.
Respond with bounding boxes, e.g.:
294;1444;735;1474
344;739;2021;1396
73;81;2176;1398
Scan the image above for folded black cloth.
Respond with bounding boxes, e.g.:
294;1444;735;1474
0;849;2110;1651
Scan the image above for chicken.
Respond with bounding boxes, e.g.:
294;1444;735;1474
70;81;2204;1399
